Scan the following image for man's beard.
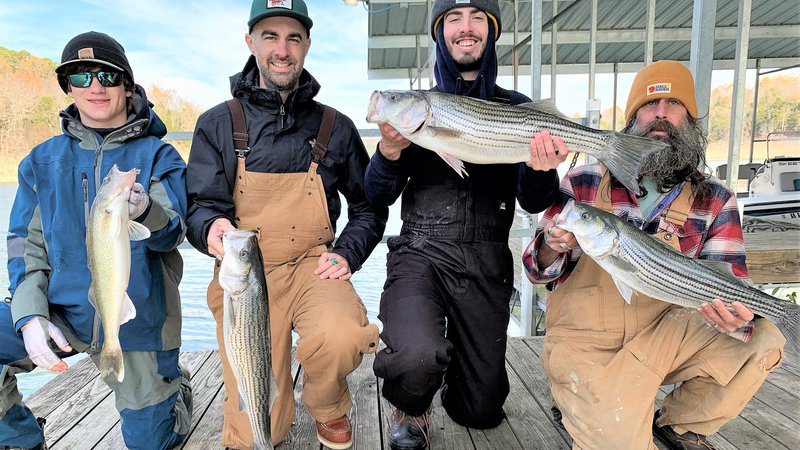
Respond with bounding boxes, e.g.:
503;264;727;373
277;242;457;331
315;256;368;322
259;57;302;94
454;55;482;73
625;118;708;193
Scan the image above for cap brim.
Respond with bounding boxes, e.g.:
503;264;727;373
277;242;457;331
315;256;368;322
55;59;125;74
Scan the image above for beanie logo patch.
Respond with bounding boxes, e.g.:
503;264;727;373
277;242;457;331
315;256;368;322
647;83;671;95
268;0;291;8
77;48;95;60
455;0;471;3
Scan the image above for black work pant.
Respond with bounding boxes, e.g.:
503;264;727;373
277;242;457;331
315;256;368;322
373;237;512;429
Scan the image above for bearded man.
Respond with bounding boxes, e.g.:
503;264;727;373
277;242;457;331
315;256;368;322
522;60;786;450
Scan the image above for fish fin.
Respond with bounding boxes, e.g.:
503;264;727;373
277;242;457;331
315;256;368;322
237;390;249;413
517;98;570;119
99;344;125;382
128;221;151;241
119;292;137;325
599;132;669;194
88;285;98;309
613;278;637;304
697;259;745;285
435;152;469;178
427;125;463;139
107;210;121;238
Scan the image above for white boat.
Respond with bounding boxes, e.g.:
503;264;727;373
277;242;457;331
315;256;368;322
738;155;800;233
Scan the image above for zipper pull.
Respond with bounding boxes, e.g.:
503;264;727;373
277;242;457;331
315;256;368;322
280;104;285;129
81;172;88;202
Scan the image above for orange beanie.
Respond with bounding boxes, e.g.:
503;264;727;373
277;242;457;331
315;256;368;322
624;60;698;123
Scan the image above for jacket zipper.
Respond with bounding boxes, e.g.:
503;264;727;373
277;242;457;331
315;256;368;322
81;172;89;228
280;104;285;129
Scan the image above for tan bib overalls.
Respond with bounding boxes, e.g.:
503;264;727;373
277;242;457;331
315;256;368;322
541;170;784;450
206;115;379;448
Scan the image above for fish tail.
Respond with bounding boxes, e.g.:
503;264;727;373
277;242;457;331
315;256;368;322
100;345;125;383
778;301;800;354
600;132;668;194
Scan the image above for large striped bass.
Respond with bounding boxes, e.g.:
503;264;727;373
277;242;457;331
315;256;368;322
219;230;273;449
87;165;151;382
366;90;670;195
556;199;800;352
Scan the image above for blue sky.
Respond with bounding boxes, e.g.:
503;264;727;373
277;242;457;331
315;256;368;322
1;1;794;130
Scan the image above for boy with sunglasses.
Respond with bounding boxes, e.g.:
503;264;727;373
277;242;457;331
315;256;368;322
1;31;192;449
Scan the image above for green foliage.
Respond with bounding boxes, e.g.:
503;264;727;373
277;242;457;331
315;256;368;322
707;75;800;142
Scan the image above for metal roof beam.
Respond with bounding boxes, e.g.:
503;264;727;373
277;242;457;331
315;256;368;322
367;24;798;49
366;57;799;80
690;0;717;135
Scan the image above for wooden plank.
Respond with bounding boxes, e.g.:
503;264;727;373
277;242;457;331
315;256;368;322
501;359;570;449
743;230;800;284
61;351;213;450
505;339;571;447
349;353;381;450
27;340;800;450
25;356;98;418
37;373;113;446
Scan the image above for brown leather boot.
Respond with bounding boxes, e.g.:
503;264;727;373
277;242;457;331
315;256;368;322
388;407;431;450
315;415;352;449
653;410;718;450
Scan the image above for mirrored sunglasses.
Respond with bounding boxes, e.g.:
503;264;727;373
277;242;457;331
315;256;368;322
66;71;124;88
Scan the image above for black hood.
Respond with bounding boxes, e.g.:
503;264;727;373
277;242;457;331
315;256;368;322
433;19;498;99
228;55;320;111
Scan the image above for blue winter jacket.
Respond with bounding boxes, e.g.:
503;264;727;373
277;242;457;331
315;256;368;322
6;85;187;352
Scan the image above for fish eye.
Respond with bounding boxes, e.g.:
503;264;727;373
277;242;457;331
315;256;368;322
240;250;249;259
581;212;590;220
390;94;397;101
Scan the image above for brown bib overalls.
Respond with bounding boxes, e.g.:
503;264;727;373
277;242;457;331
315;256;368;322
541;170;784;450
206;107;379;448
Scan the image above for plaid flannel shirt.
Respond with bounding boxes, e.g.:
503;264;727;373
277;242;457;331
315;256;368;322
523;163;754;342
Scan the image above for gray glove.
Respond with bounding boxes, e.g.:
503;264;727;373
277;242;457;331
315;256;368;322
128;182;150;220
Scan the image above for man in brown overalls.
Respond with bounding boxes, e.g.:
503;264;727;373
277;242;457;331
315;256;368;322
185;1;387;448
523;60;785;450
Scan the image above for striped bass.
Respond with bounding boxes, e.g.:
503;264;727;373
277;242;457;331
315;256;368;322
87;165;151;382
556;199;800;352
366;90;670;195
220;230;273;449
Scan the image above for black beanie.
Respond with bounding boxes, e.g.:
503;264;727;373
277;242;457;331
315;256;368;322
55;31;134;93
430;0;502;40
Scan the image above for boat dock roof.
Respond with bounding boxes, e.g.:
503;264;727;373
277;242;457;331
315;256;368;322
25;337;799;449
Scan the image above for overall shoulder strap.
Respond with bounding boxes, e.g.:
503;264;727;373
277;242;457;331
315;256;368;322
311;105;337;163
226;98;249;158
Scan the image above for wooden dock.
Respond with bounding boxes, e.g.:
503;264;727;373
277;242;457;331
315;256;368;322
26;337;799;449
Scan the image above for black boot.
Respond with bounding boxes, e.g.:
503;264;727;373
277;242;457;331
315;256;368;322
388;407;431;450
653;410;718;450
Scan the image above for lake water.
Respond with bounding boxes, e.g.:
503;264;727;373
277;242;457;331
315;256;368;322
0;182;402;396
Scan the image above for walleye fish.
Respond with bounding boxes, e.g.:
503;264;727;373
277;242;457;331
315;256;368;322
366;90;669;194
556;199;800;352
87;165;151;382
219;230;273;450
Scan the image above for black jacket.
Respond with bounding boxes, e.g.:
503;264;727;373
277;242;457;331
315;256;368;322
186;56;387;271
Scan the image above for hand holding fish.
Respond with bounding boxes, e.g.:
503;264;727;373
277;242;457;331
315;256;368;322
127;182;150;220
377;123;411;161
21;316;73;372
700;299;754;333
208;217;236;259
315;252;352;281
527;130;569;171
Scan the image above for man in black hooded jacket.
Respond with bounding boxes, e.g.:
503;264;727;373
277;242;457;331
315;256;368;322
365;1;567;449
